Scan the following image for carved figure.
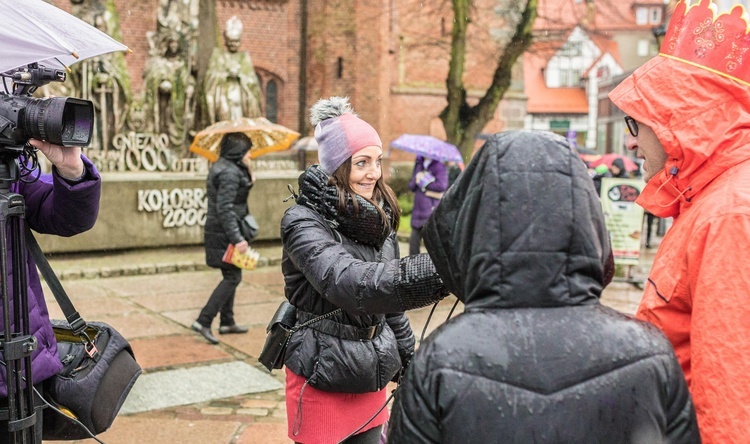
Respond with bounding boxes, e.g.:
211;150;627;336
37;0;131;152
157;0;199;37
78;12;131;151
203;16;263;124
153;0;199;66
142;33;196;150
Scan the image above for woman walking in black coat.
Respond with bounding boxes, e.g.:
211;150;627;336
193;132;254;344
388;130;700;443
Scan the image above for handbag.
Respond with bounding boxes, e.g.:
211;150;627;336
258;301;341;372
238;213;259;242
258;301;297;371
26;228;142;440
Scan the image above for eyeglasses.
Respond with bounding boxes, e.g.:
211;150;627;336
624;116;639;137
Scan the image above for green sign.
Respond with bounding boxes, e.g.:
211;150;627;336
549;120;570;130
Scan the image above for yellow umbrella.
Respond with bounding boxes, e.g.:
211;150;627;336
189;117;300;162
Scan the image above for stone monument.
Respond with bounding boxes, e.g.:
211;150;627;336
202;16;263;124
142;32;196;151
31;0;294;256
39;0;132;153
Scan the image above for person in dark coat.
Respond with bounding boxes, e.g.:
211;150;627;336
408;155;448;255
0;139;101;440
280;97;449;443
610;157;632;178
590;163;611;197
387;130;700;443
193;132;254;344
446;161;462;187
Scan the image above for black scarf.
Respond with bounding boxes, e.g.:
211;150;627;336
296;165;392;248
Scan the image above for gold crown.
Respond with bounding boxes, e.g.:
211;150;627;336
661;0;750;86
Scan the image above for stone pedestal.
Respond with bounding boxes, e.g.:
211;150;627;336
36;170;300;254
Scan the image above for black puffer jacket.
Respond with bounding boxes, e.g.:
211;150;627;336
204;145;253;268
280;165;448;393
388;131;700;443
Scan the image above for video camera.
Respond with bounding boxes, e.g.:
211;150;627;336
0;63;93;152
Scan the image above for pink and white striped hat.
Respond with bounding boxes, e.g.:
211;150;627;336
311;97;382;174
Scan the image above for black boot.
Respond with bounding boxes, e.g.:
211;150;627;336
192;321;219;344
219;324;249;334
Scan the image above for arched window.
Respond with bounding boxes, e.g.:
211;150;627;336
266;80;278;123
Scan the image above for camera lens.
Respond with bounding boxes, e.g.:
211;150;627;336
23;97;93;146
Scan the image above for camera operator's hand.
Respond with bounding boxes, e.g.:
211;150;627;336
29;139;85;181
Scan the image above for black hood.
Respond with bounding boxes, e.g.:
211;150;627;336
422;130;612;309
219;133;252;163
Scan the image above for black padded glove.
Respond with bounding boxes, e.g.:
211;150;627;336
395;253;450;311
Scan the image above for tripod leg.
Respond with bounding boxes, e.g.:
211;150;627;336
0;185;40;443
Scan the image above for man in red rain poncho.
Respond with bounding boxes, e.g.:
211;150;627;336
608;0;750;442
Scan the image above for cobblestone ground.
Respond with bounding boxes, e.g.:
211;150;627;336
42;240;656;443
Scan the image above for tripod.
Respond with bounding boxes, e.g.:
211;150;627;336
0;153;42;444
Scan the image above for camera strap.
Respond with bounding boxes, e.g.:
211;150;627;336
24;226;87;336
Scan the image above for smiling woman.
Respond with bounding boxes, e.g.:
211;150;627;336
311;96;396;227
346;146;382;199
273;96;450;443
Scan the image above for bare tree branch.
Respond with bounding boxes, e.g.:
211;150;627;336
441;0;538;160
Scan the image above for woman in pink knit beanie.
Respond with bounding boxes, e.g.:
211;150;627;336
275;97;449;443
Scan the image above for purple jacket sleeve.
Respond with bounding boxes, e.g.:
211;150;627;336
0;155;101;396
408;158;422;192
409;159;449;229
17;156;101;236
409;157;449;193
423;160;448;192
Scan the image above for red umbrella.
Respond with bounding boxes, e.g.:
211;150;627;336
586;153;639;172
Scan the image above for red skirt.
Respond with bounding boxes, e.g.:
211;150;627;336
285;368;388;444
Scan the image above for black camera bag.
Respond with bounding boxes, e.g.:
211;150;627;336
26;228;142;440
42;320;141;440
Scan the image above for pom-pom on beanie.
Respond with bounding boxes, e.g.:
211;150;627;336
310;97;382;175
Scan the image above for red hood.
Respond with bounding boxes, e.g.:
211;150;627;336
608;56;750;218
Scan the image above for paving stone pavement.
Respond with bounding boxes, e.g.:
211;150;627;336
37;239;656;443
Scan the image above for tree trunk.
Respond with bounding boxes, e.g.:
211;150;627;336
440;0;469;156
442;0;538;162
195;0;219;129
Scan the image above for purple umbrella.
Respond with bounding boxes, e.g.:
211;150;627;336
390;134;464;163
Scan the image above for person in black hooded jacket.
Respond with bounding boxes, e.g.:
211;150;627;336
280;97;449;444
610;157;632;178
387;130;700;443
192;132;254;344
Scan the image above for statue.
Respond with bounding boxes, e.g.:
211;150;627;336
157;0;199;38
79;12;132;151
37;0;131;152
203;16;263;124
142;32;196;150
151;0;199;70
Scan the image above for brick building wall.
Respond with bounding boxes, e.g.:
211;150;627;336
304;0;359;123
304;0;523;160
214;0;301;129
45;0;523;161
